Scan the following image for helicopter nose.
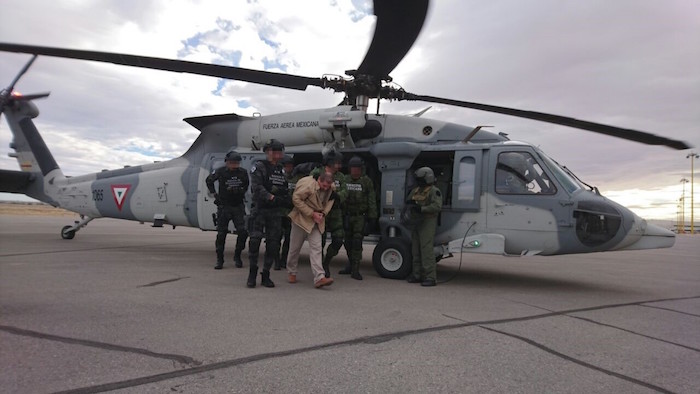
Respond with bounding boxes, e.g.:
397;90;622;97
616;215;676;251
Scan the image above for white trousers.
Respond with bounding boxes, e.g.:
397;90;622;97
286;222;325;282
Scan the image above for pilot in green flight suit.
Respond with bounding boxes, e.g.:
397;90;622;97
406;167;443;287
340;156;377;280
310;151;347;278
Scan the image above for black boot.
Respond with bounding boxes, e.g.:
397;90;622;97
247;266;258;288
233;250;243;268
322;260;331;278
261;269;275;288
215;251;224;269
351;263;362;280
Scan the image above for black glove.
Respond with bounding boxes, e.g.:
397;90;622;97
329;191;339;201
411;205;421;214
213;193;221;206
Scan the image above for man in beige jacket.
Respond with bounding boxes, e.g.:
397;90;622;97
287;172;337;288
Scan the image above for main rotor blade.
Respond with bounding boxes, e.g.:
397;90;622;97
8;54;37;92
403;93;691;150
356;0;429;77
0;43;324;91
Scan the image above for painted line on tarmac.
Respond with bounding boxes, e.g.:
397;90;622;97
479;326;674;394
137;276;190;287
638;304;700;318
0;325;200;366
52;294;700;394
0;241;207;257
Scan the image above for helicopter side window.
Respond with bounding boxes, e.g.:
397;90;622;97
496;152;556;195
457;157;476;202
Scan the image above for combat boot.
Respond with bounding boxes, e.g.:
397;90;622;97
261;269;275;288
322;260;331;278
247;266;258;288
215;252;224;270
233;250;243;268
350;261;362;280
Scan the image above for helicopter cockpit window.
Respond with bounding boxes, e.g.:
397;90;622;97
457;157;476;202
496;152;556;195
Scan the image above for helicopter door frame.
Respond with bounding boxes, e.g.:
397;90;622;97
451;150;482;211
197;153;226;231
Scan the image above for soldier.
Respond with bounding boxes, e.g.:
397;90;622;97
206;150;249;270
310;151;347;278
276;154;299;270
405;167;443;287
341;156;377;280
247;139;290;288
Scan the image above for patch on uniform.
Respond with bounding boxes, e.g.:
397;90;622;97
435;189;442;196
250;165;257;173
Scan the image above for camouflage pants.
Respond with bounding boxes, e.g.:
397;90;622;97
344;215;365;270
322;210;345;264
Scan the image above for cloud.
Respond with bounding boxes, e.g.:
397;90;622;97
1;0;699;221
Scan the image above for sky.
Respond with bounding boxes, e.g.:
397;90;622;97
1;0;699;221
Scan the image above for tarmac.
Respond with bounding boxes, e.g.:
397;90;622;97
1;214;699;393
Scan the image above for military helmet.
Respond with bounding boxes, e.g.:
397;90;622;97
322;151;343;166
414;167;435;185
348;156;364;168
263;138;285;152
225;150;242;162
280;154;294;165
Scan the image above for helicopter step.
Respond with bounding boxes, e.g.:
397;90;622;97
61;216;94;240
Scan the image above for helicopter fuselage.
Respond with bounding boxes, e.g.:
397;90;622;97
3;101;675;278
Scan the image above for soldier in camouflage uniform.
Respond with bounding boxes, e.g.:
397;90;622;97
310;151;347;278
341;156;377;280
276;154;299;270
206;151;249;270
247;139;291;288
405;167;443;287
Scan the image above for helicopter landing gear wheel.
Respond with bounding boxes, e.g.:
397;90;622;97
372;238;412;279
61;225;76;240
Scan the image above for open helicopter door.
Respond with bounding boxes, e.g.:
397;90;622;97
486;147;573;255
197;153;226;230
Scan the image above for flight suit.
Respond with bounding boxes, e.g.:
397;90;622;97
407;185;443;282
343;173;377;278
248;159;290;287
311;167;347;276
277;172;300;270
206;166;249;268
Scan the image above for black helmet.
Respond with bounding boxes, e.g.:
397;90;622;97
348;156;364;168
414;167;435;185
263;139;285;152
281;155;294;165
322;151;343;166
225;151;242;162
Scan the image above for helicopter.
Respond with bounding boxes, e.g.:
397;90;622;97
0;0;692;279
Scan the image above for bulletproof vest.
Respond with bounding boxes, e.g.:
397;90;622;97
411;186;432;205
218;168;247;204
346;176;369;211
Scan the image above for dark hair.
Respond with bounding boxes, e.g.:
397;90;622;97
318;172;333;183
